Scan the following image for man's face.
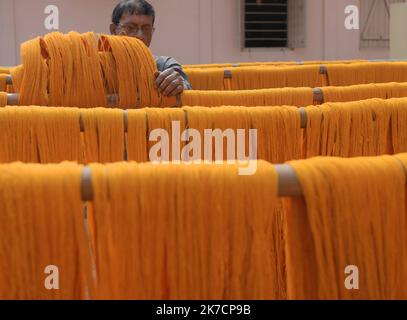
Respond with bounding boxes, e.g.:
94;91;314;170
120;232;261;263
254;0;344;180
110;13;155;47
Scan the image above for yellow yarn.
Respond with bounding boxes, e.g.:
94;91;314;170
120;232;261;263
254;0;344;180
182;106;251;162
0;106;81;163
19;37;49;105
9;65;24;93
45;32;107;107
231;65;325;90
181;82;407;107
126;109;148;162
183;59;367;69
126;108;185;162
249;106;302;163
0;92;7;107
0;67;10;74
0;74;7;92
389;98;407;154
12;32;176;108
80;107;125;163
184;62;297;69
0;98;405;164
326;62;407;86
180;105;303;299
0;106;131;164
0;162;93;299
89;161;280;299
185;68;226;90
185;65;325;90
146;108;186;161
99;34;176;108
99;52;118;95
322;82;407;102
303;98;407;158
182;106;302;163
181;87;314;107
284;154;407;299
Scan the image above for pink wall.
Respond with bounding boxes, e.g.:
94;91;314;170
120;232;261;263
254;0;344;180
321;0;388;60
0;0;390;67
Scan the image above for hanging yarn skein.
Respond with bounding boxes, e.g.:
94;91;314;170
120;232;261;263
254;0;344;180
0;74;8;92
0;162;93;299
0;92;7;108
11;32;176;108
284;154;407;299
89;161;281;300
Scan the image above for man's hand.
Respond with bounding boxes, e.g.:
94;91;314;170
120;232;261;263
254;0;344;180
154;68;185;97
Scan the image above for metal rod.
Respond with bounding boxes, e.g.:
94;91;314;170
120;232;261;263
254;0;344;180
299;107;307;129
79;110;128;133
177;89;323;111
5;76;180;108
7;60;407;84
313;87;324;104
81;166;93;202
1;64;388;108
175;94;182;107
276;164;302;197
6;94;310;130
224;65;328;78
79;114;84;132
6;93;180;109
6;93;118;107
6;94;19;105
123;109;128;133
80;163;302;201
319;65;327;74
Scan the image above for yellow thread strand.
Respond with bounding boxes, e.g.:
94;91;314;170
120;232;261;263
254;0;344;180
90;161;279;299
284;154;407;299
0;162;93;299
81;107;124;163
0;92;7;107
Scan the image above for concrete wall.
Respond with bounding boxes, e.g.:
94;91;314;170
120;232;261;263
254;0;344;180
0;0;390;67
390;2;407;59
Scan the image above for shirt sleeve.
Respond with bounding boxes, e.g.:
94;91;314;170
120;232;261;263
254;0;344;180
155;56;193;90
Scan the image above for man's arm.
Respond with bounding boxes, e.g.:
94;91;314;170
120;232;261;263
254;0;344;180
155;56;192;96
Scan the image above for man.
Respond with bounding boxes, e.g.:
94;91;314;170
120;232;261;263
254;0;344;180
110;0;192;97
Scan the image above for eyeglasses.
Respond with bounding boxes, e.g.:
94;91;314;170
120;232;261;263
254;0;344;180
117;23;155;36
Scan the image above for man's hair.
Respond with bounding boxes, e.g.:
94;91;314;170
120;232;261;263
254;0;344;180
112;0;155;25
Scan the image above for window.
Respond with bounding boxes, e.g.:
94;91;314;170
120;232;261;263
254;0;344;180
242;0;306;49
243;0;289;48
360;0;406;49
